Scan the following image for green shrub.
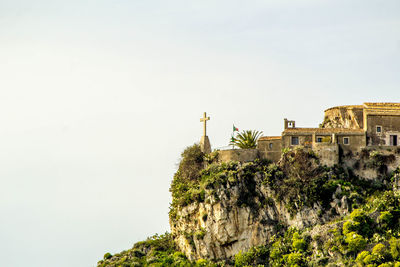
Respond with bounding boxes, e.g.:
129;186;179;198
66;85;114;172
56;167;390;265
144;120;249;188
347;209;374;237
390;238;400;260
177;144;205;181
292;232;307;252
345;232;367;253
284;252;304;266
379;211;394;228
234;246;269;267
269;240;283;262
350;209;364;221
103;253;112;260
343;220;359;235
196;258;209;266
356;250;372;265
372;243;388;263
375;191;400;211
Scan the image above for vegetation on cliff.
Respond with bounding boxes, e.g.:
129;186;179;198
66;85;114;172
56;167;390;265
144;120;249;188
98;144;400;266
170;145;388;219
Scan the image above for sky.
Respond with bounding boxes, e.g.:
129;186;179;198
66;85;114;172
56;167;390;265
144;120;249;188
0;0;399;266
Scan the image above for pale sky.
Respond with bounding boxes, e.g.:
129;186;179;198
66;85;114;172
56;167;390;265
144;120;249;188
0;1;399;266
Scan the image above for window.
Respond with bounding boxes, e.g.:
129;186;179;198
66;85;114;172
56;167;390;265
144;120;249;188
343;137;349;145
269;143;273;149
291;136;299;145
376;126;382;133
317;137;322;143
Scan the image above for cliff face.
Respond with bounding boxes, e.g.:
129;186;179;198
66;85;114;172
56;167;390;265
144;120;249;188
169;148;356;261
97;145;400;267
170;172;349;261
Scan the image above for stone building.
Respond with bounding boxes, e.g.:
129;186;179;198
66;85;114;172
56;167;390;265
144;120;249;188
255;102;400;165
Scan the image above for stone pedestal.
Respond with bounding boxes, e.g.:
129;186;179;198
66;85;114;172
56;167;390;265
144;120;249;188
200;135;211;154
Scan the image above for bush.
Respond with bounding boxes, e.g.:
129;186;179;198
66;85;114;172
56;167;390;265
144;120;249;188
343;220;359;235
390;238;400;260
345;232;367;253
234;246;269;267
284;252;304;266
356;250;372;265
379;211;394;228
103;253;112;260
372;243;388;262
292;232;307;252
196;259;209;266
177;144;205;181
347;209;374;237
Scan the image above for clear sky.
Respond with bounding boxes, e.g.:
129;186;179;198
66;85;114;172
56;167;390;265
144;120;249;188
0;0;399;266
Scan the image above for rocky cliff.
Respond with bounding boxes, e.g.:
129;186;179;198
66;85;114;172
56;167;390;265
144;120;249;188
169;148;365;262
97;145;400;267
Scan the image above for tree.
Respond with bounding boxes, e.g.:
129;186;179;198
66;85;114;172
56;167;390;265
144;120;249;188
230;130;262;149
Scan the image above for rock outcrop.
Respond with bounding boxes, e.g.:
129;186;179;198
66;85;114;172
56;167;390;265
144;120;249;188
170;150;353;261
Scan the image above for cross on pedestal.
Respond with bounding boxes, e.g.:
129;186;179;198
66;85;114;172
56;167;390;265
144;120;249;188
199;112;211;154
200;112;210;136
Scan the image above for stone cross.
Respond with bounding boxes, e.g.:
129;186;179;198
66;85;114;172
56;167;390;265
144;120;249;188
200;112;210;136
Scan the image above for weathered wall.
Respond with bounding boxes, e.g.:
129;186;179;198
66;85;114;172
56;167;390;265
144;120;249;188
322;106;364;129
217;149;259;163
335;133;366;154
282;134;313;148
259;151;281;163
257;139;282;162
312;143;339;167
366;115;400;146
257;139;281;152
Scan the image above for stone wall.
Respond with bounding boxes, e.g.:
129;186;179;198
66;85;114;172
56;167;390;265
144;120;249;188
259;151;281;163
366;115;400;146
282;134;313;148
217;149;259;163
335;133;366;154
312;143;339;167
257;138;282;162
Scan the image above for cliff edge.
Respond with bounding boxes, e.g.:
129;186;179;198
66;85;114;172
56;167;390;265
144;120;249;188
98;145;400;266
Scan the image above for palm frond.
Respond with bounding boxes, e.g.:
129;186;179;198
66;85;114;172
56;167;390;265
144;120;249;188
230;130;263;149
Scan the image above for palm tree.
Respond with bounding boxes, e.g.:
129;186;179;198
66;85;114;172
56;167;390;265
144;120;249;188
230;130;263;149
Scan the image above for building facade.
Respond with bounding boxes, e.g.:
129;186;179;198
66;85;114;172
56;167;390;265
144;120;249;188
257;103;400;164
